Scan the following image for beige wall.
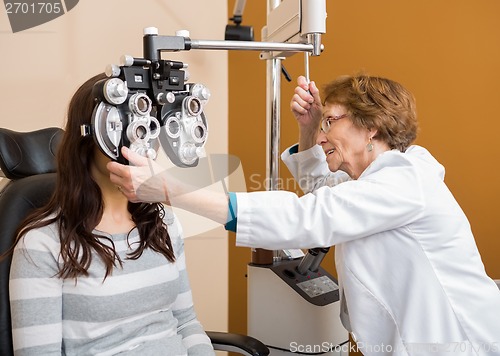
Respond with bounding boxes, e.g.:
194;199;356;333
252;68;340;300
0;0;228;335
228;0;500;350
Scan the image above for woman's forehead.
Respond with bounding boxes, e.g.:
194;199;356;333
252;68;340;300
323;103;346;115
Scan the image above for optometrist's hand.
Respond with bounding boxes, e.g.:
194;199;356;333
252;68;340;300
107;147;230;224
107;147;170;204
290;76;323;129
290;76;323;151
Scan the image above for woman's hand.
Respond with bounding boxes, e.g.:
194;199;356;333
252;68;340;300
290;76;323;129
107;147;230;224
107;147;169;203
290;76;323;151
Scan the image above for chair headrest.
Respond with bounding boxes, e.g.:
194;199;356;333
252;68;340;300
0;128;63;180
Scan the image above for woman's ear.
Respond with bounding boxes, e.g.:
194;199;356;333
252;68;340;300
368;128;378;139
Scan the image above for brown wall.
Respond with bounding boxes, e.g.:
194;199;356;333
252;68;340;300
228;0;500;344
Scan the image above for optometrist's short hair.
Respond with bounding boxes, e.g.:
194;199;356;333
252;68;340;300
322;74;418;152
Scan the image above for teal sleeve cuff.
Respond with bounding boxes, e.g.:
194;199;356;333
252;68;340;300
224;192;238;232
289;144;299;155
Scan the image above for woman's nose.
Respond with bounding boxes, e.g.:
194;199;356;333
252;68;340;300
316;130;328;146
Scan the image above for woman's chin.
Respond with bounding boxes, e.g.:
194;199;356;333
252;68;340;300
326;157;340;172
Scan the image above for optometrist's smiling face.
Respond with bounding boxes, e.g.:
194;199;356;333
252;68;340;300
317;103;375;179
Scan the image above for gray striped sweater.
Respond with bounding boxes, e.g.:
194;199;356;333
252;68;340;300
9;211;215;356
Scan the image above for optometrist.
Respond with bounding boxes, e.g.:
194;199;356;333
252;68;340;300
108;75;500;355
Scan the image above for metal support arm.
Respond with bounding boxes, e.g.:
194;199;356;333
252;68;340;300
142;28;318;62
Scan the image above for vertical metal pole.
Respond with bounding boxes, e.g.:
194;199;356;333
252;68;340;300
251;0;282;265
265;58;281;192
266;0;281;193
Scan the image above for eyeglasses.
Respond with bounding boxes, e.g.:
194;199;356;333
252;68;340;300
320;114;348;133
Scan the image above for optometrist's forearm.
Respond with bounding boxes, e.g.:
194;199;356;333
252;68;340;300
164;176;230;225
298;126;319;152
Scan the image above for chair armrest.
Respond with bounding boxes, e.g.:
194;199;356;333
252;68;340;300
206;331;269;356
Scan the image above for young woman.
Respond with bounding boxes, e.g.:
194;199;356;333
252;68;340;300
7;73;214;355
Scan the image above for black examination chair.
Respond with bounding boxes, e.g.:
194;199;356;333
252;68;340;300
0;127;269;356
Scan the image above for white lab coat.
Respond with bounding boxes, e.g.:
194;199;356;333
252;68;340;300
234;144;500;355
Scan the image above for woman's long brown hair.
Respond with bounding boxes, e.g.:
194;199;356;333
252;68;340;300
12;73;175;279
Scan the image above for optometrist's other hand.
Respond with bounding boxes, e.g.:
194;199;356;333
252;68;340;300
107;147;170;204
290;76;323;129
